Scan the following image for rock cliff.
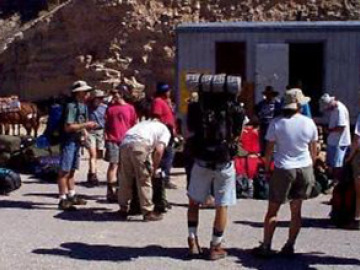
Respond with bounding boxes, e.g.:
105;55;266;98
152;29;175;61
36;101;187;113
0;0;359;100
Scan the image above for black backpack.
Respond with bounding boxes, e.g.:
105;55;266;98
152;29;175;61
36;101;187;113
0;168;21;195
190;91;245;164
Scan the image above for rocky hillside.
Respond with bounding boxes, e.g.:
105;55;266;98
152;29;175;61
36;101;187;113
0;0;360;100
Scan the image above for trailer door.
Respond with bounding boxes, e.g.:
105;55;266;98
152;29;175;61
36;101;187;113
255;44;289;102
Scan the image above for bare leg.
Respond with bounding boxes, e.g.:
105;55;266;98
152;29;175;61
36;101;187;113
288;199;303;246
263;202;282;246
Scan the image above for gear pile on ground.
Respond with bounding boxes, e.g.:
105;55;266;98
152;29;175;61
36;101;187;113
0;0;359;100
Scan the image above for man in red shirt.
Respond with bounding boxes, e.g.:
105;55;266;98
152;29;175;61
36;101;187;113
104;87;137;202
151;82;177;190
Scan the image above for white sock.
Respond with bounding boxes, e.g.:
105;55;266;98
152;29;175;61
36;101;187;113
212;235;223;246
59;194;67;200
68;190;76;198
188;227;198;239
355;217;360;221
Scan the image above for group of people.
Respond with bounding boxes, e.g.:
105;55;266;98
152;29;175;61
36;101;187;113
53;78;360;261
56;80;178;222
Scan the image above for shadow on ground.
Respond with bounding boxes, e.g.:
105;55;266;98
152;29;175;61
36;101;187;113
0;199;55;210
229;248;360;270
235;217;339;230
32;242;360;269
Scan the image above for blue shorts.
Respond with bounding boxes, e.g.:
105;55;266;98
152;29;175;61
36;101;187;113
60;140;81;172
326;145;349;168
187;160;236;206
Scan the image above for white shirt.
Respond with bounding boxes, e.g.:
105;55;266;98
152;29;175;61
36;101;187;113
327;101;351;146
266;114;318;169
122;120;171;150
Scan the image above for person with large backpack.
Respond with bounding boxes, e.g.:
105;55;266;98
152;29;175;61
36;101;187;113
57;81;97;211
185;74;245;260
252;89;318;257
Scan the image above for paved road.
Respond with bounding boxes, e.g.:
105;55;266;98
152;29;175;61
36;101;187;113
0;158;359;270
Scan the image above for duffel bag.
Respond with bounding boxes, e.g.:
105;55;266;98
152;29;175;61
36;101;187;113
0;168;21;195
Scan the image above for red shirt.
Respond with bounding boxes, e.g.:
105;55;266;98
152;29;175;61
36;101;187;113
105;103;137;143
151;97;175;130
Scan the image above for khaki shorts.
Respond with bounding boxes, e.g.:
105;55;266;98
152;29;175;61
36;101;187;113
269;165;315;204
86;130;105;150
351;151;360;180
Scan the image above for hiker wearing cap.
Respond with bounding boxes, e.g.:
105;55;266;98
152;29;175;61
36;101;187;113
319;93;351;183
151;82;178;190
57;81;97;211
253;89;318;257
85;89;107;186
104;87;137;202
255;86;282;155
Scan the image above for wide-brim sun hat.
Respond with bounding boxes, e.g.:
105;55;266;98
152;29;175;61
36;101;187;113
283;88;311;110
71;80;92;93
91;89;106;98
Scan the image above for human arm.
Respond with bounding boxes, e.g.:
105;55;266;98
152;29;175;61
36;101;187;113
152;142;166;174
264;140;275;173
309;141;318;164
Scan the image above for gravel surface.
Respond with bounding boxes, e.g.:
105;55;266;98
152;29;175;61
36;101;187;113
0;157;359;270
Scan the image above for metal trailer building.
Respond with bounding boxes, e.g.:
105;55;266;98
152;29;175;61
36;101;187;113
176;21;360;122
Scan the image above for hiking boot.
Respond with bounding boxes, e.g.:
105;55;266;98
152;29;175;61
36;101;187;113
209;242;227;261
345;220;360;230
58;199;76;211
188;237;203;258
143;211;163;222
106;184;118;203
280;243;295;257
165;182;178;189
117;210;129;221
87;173;99;187
68;195;87;206
252;243;276;258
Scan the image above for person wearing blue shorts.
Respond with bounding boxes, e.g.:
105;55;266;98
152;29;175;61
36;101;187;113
57;81;97;211
320;93;351;182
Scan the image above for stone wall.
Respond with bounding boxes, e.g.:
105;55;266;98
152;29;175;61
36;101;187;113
0;0;359;100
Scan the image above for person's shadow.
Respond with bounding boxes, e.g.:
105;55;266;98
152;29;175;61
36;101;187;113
228;248;360;270
33;242;189;261
32;242;360;268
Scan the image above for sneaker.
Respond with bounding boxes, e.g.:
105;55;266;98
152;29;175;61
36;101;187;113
58;199;76;211
188;237;203;258
165;182;178;189
280;243;295;257
68;195;87;206
143;211;163;222
345;220;360;230
252;243;276;258
209;242;227;260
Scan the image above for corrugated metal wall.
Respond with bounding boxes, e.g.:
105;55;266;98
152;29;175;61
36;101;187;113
177;28;360;122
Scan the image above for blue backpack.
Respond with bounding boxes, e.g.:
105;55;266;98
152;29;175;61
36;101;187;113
0;168;21;195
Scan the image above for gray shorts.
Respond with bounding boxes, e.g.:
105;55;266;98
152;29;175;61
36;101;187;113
269;165;315;204
86;130;105;150
187;160;236;207
105;141;120;164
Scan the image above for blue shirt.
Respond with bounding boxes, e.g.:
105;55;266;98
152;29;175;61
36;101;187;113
89;104;107;129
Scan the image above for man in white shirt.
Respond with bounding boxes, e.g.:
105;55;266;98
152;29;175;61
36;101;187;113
117;119;171;222
345;108;360;230
253;89;318;257
320;93;351;182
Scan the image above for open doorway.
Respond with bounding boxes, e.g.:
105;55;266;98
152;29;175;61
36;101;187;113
289;43;324;116
216;42;246;80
